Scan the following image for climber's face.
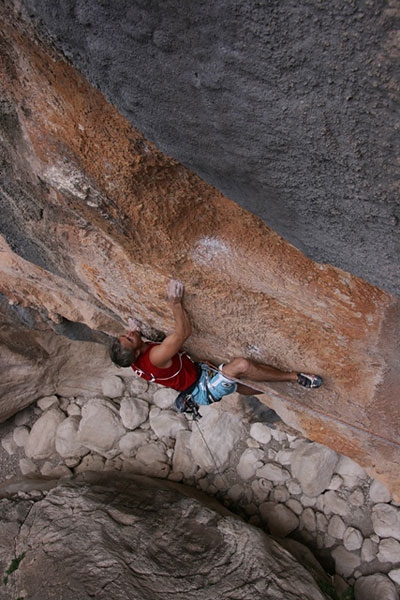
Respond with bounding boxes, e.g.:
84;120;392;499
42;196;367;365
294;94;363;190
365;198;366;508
118;330;142;358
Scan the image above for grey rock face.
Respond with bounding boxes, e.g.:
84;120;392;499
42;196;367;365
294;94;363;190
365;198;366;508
20;0;400;296
0;474;330;600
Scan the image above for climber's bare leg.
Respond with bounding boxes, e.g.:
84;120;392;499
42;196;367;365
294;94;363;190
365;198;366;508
221;357;298;396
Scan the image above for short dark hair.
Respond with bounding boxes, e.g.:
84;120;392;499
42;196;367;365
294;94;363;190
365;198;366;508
109;337;136;367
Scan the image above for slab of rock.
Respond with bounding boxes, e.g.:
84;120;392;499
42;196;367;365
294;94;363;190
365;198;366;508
236;448;265;481
331;545;361;578
389;569;400;586
149;408;188;439
1;431;18;456
13;425;30;448
256;462;291;483
152;387;179;409
128;377;152;399
19;457;38;476
334;455;368;488
66;403;81;417
37;395;59;411
372;504;400;541
101;375;125;398
322;491;350;518
259;502;299;537
251;479;273;503
292;442;339;497
135;442;168;467
328;515;346;539
40;462;72;478
172;430;197;479
270;486;290;504
119;431;150;457
361;538;378;563
369;479;392;503
75;454;106;473
377;538;400;564
55;416;90;459
343;526;363;551
249;423;272;444
25;408;65;459
77;398;126;458
0;474;332;599
120;397;149;430
354;574;399;600
300;508;317;533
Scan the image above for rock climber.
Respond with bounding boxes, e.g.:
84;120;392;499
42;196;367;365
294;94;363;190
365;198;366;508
109;280;322;414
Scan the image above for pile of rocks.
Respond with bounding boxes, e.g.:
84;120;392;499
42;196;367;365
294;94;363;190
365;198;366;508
2;373;400;600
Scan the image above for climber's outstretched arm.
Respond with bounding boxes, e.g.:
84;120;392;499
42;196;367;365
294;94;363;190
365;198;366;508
148;280;191;369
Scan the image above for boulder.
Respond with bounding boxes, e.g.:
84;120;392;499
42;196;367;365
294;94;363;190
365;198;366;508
120;398;149;430
25;408;65;459
55;416;90;459
77;399;126;458
37;395;59;411
119;431;150;457
292;442;339;497
334;456;368;489
152;387;179;409
0;474;331;599
331;546;361;578
354;574;399;600
172;430;197;479
249;423;272;444
101;375;125;399
372;504;400;541
343;527;363;552
322;491;350;518
369;479;392;504
149;408;188;439
377;538;400;564
236;448;265;481
256;462;291;483
189;409;247;472
259;502;299;537
13;426;30;448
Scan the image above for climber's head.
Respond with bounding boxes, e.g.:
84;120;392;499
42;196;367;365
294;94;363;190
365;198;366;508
109;331;142;367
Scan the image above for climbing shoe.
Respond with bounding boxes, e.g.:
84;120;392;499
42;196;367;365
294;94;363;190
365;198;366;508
297;373;323;388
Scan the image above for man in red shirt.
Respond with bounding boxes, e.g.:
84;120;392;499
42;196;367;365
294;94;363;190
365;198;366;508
109;280;322;412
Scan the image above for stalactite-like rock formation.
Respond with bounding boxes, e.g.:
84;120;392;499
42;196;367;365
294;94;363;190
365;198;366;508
0;3;399;500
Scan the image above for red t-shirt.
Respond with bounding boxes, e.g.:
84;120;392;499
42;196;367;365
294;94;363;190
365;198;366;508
131;343;199;391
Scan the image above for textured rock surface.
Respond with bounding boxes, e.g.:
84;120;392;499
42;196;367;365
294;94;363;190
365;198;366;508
0;474;331;600
19;0;400;297
0;2;400;500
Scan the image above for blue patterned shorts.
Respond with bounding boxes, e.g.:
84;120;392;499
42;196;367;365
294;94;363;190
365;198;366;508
190;364;237;406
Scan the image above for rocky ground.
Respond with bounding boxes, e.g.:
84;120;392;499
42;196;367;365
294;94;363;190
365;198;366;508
1;374;399;600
